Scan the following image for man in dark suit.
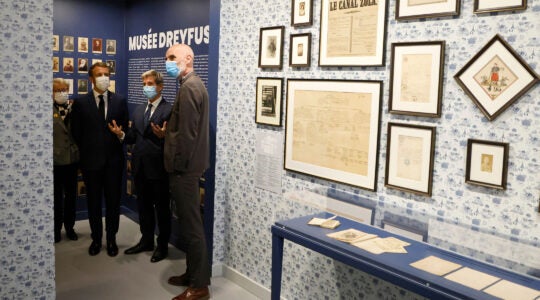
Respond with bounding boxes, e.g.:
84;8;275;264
161;44;210;300
124;70;171;263
71;62;129;257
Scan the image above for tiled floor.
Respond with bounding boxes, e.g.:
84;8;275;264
55;216;259;300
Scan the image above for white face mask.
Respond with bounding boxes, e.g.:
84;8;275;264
54;91;69;105
95;75;110;91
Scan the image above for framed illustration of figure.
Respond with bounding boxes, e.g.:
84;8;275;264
465;139;509;189
291;0;313;27
454;34;539;121
396;0;460;20
255;77;284;126
290;33;311;67
259;26;285;69
474;0;527;14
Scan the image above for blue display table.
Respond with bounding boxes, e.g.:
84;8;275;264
271;213;540;300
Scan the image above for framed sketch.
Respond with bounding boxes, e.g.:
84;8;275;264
52;35;59;51
385;122;436;196
290;33;311;67
474;0;527;14
389;41;445;117
258;26;285;69
285;79;383;191
454;34;539;121
396;0;460;20
255;77;283;126
319;0;387;66
291;0;313;27
465;139;509;189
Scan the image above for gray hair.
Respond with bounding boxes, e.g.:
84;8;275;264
141;69;164;85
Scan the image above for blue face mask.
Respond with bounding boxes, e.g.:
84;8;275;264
165;61;180;78
143;86;158;99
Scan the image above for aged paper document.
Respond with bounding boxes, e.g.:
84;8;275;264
410;256;462;276
483;280;540;299
400;54;432;103
352;236;410;254
409;0;447;5
444;267;500;290
327;228;377;243
292;90;372;175
396;135;423;181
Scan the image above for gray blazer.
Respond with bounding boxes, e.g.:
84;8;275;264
53;105;79;166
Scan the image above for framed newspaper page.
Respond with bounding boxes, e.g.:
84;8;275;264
285;79;383;191
319;0;387;67
396;0;460;20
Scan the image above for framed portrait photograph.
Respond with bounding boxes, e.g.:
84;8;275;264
454;34;540;121
63;35;74;52
385;122;436;196
285;79;383;191
465;139;509;189
319;0;387;66
52;57;59;72
396;0;460;20
106;60;116;74
474;0;527;14
78;37;88;53
78;79;88;94
92;38;103;54
258;26;285;69
389;41;445;117
255;77;283;126
289;33;311;67
52;35;59;51
77;58;88;73
106;39;116;55
62;57;74;73
291;0;313;27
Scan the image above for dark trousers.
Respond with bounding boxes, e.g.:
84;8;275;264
134;171;171;248
169;173;210;288
82;160;123;243
54;163;78;234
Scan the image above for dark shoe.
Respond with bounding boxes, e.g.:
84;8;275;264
107;240;119;257
172;287;209;300
124;242;154;255
88;241;102;256
66;229;78;241
150;247;168;263
168;273;190;287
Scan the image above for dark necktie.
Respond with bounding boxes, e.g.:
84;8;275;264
98;95;105;121
144;103;152;127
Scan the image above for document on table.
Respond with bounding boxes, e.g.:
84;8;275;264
444;267;500;290
483;280;540;300
308;216;341;229
410;256;462;276
352;236;410;254
327;229;377;244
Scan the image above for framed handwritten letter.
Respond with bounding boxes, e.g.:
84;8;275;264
385;123;436;196
389;41;445;117
285;79;383;191
474;0;527;14
319;0;387;67
454;34;539;121
255;77;283;126
258;26;285;69
396;0;460;20
465;139;509;190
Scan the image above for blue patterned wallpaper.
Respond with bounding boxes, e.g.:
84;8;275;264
215;0;539;298
0;0;55;299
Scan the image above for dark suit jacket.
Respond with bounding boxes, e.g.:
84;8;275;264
71;90;129;171
164;72;209;175
125;98;171;180
53;105;79;166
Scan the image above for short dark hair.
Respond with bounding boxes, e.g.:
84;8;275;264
88;62;111;78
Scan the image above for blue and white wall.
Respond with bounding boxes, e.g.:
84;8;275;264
214;0;539;298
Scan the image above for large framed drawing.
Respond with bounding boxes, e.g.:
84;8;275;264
319;0;387;67
385;122;436;196
285;79;383;191
465;139;509;190
255;77;283;126
389;41;445;117
454;35;539;121
291;0;313;27
290;33;311;67
474;0;527;14
396;0;460;20
258;26;285;69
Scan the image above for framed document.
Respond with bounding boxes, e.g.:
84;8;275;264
290;33;311;67
396;0;460;20
285;79;383;191
258;26;285;69
454;34;539;121
389;41;445;117
465;139;509;190
385;122;436;196
474;0;527;14
291;0;313;27
319;0;387;67
255;77;284;126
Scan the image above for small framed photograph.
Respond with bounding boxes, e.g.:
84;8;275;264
385;122;436;197
92;38;103;54
291;0;313;27
78;79;88;94
62;57;74;73
255;77;283;126
454;34;539;121
52;57;59;72
396;0;460;20
106;60;116;74
77;58;88;73
465;139;509;190
258;26;284;69
389;41;445;117
52;35;59;51
91;58;102;66
474;0;527;14
106;39;116;55
64;79;74;94
289;33;311;67
78;37;88;53
63;35;74;52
